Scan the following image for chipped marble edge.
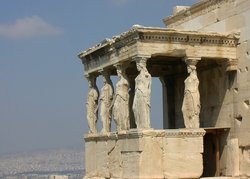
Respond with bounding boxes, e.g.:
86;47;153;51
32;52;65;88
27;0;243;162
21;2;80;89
84;128;206;141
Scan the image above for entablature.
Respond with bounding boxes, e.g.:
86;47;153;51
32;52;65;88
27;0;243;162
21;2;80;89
78;25;239;76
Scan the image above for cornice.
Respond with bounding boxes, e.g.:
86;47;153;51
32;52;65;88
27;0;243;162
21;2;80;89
78;25;239;61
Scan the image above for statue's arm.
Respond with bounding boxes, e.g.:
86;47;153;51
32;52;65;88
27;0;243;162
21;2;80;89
146;77;152;106
109;94;116;111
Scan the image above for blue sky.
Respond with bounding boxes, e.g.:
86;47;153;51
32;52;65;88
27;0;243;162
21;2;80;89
0;0;197;155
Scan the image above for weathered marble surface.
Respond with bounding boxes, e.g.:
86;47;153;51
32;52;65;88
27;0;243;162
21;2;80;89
79;0;249;178
182;59;200;128
163;0;250;177
133;57;152;129
100;71;114;133
112;64;130;131
79;26;238;76
86;75;99;134
84;129;205;179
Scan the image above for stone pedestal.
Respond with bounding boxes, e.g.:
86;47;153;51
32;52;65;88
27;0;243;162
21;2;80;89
84;129;205;179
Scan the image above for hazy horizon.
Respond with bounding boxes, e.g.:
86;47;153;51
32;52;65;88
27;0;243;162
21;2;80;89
0;0;198;155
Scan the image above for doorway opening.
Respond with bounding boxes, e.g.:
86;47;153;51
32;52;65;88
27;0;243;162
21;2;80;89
202;128;229;177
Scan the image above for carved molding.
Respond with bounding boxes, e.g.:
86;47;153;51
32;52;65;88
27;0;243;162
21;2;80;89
79;26;239;58
79;26;239;75
140;33;238;47
84;129;206;141
226;58;238;71
184;57;201;65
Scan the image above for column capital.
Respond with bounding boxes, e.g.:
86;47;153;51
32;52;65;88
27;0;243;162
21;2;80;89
226;58;238;71
114;61;129;69
85;73;99;79
98;68;111;77
183;57;201;66
132;55;150;62
98;69;103;73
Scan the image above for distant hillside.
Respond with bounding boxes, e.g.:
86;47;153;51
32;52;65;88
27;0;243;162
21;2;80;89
0;147;84;178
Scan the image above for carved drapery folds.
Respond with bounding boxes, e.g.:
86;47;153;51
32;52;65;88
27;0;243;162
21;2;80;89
182;58;201;128
100;70;114;133
133;57;152;129
85;57;203;133
85;57;153;133
86;74;99;134
80;26;239;135
112;64;130;131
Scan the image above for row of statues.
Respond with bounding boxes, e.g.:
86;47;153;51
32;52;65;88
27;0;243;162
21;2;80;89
86;57;201;133
86;58;151;134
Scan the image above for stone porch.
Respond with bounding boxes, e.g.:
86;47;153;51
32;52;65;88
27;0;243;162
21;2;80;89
78;25;239;179
84;129;205;179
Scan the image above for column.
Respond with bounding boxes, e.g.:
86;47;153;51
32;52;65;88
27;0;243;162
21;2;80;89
86;74;99;134
99;70;114;133
182;57;201;128
112;63;130;132
132;57;152;129
128;75;136;128
160;76;176;129
160;77;169;129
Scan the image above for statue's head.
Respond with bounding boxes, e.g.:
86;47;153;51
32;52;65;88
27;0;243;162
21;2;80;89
116;65;122;77
86;74;96;88
187;64;196;73
101;70;111;84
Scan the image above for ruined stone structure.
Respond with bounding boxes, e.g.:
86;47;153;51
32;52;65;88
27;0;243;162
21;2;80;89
78;0;250;178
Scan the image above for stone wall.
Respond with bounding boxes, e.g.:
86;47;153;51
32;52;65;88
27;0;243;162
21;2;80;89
84;129;205;179
165;0;250;177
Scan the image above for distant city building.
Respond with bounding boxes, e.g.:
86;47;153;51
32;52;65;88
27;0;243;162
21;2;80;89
49;175;68;179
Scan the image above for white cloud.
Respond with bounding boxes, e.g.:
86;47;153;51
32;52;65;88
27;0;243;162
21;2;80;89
0;16;63;39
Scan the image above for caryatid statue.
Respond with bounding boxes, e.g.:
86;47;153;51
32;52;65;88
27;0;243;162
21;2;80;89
112;64;130;131
86;75;99;134
182;59;200;128
100;70;114;133
133;57;152;129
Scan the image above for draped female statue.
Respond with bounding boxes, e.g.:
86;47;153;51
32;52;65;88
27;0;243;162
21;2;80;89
86;75;99;134
132;58;151;129
112;65;130;131
100;71;114;133
182;63;200;128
